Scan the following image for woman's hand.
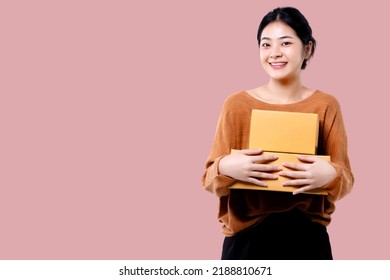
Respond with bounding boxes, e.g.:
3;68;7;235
279;155;337;195
218;149;282;186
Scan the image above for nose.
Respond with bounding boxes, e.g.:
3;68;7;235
270;46;282;59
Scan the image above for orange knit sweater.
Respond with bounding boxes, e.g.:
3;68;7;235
202;90;354;236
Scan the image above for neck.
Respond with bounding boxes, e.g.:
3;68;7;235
265;78;306;104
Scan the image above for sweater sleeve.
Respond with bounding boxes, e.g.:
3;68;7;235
202;100;236;197
321;99;354;201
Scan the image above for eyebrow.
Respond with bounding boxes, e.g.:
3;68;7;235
261;35;295;41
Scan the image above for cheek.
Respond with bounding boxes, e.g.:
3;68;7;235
259;51;268;62
287;48;305;62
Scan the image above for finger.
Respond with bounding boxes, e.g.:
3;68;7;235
247;177;268;187
250;154;279;163
249;171;278;180
279;170;308;179
282;179;312;186
252;163;282;172
293;186;315;195
240;148;263;155
296;154;317;163
282;162;309;171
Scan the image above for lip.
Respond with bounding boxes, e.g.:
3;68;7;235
269;62;287;69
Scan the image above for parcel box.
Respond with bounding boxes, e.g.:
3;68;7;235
229;150;330;195
249;110;319;155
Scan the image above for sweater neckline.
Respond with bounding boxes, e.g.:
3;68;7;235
243;90;320;107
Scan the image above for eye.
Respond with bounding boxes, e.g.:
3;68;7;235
281;41;292;46
261;43;270;48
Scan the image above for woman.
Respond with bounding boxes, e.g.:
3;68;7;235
202;7;354;260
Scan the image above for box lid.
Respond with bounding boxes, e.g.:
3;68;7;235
249;110;319;155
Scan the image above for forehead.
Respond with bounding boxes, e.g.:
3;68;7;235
261;21;298;39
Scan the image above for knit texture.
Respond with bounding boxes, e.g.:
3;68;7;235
202;90;354;236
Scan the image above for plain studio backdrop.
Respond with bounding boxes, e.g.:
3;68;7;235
0;0;388;259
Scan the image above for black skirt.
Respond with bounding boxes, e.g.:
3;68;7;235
221;208;333;260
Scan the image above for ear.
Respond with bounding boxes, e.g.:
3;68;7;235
304;41;313;59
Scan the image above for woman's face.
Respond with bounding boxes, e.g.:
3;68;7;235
259;21;311;82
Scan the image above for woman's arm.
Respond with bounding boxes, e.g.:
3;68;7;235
278;99;354;200
202;98;281;197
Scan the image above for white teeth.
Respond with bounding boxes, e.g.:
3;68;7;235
270;62;287;66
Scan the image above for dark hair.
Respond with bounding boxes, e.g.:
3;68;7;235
257;7;316;69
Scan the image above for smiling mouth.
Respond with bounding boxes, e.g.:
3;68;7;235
269;62;287;67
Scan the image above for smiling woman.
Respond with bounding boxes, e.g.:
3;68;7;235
250;7;317;104
257;21;313;98
202;7;354;260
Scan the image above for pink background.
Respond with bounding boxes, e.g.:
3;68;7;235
1;0;389;259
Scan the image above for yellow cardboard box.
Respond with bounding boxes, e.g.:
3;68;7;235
249;110;319;155
229;150;330;195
